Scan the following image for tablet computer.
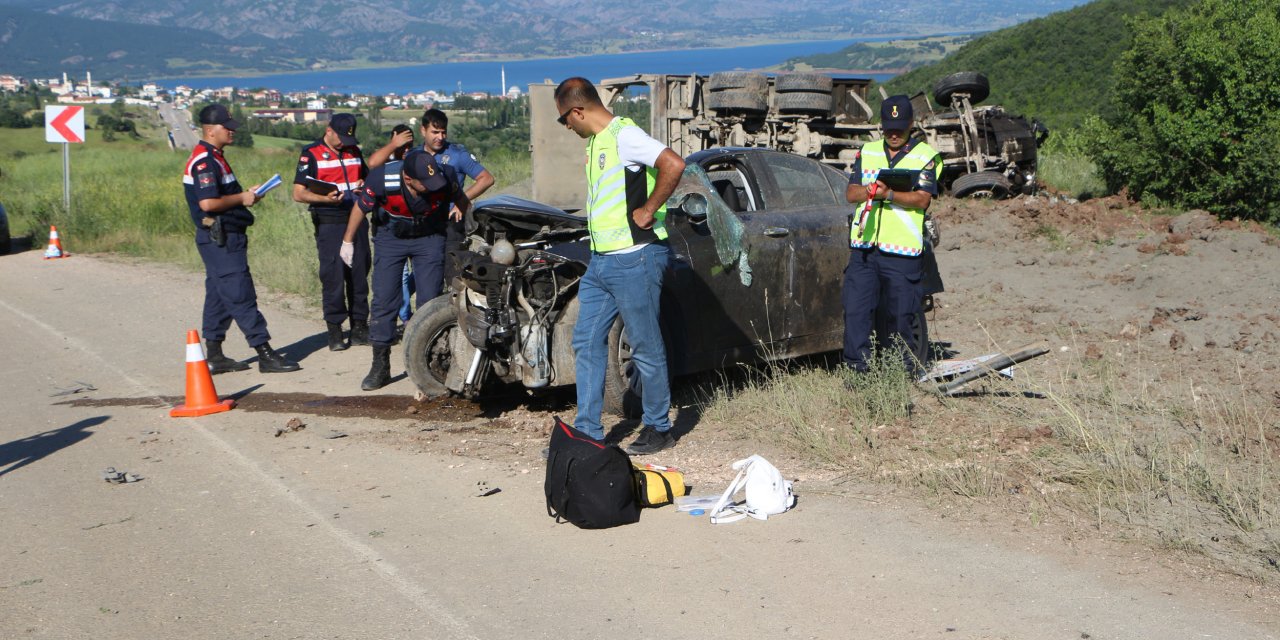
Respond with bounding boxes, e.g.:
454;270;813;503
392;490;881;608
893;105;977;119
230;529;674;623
874;169;917;192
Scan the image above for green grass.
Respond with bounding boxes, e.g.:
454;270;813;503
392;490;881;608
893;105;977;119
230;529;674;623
1036;122;1108;200
1038;150;1107;200
252;134;305;151
0;122;532;303
0;129;322;301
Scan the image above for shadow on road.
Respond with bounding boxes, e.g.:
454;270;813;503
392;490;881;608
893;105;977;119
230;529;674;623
271;331;331;364
0;416;108;477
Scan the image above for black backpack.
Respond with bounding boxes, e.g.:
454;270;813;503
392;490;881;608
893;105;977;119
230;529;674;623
544;417;640;529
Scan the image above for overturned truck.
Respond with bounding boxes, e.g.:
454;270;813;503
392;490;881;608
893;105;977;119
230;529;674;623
530;71;1045;209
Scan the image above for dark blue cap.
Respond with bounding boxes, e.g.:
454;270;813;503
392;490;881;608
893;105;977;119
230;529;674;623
198;104;239;130
329;113;358;147
402;149;448;191
880;95;913;130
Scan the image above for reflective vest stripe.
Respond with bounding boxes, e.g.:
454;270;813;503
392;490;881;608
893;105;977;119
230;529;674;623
583;116;668;252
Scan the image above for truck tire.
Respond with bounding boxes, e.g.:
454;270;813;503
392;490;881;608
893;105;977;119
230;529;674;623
708;71;768;93
774;73;833;93
708;89;768;114
950;171;1013;199
403;294;459;398
604;318;643;419
933;71;990;106
776;91;833;114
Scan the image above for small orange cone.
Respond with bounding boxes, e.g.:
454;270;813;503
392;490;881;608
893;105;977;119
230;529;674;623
43;225;70;259
170;329;235;418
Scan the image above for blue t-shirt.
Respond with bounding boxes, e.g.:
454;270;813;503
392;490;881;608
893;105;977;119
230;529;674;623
435;143;486;189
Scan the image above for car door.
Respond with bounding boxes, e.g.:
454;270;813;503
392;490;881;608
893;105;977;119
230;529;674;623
663;152;793;371
748;151;851;357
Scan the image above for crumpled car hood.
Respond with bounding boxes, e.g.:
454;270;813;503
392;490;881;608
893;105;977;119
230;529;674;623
470;195;586;235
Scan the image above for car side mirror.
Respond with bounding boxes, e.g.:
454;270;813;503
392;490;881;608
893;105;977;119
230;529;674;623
676;193;709;222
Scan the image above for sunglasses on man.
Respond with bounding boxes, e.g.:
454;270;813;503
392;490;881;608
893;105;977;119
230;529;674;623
557;106;580;126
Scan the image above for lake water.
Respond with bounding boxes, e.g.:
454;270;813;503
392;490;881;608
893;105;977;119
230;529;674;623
158;38;898;95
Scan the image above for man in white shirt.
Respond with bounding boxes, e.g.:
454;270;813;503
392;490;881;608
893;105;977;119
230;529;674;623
554;76;686;455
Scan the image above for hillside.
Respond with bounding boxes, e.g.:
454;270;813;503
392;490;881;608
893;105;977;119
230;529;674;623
0;6;309;80
882;0;1193;129
0;0;1089;80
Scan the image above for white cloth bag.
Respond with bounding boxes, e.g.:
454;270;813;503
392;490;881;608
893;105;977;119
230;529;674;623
709;455;796;524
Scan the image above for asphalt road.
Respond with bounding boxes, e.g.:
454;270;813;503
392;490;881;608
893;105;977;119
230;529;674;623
158;103;198;150
1;250;1275;639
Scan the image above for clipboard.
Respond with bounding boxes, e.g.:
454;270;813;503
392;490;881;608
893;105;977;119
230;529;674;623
873;169;917;192
304;176;340;195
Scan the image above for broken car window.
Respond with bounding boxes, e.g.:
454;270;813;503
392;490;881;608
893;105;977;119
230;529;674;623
668;164;753;286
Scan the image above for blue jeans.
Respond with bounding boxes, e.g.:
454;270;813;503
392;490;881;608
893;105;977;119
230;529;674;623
572;243;672;440
399;263;414;322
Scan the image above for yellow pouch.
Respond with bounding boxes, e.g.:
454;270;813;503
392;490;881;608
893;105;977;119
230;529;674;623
632;464;688;508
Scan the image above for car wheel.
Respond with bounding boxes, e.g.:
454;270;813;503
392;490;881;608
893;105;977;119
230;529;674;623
776;91;833;114
932;71;990;106
708;89;768;114
951;171;1013;199
604;318;643;419
403;294;458;397
774;73;833;93
873;307;932;372
707;71;768;93
908;307;931;371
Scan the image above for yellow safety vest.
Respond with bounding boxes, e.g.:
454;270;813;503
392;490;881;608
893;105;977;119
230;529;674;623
852;139;940;256
584;117;668;252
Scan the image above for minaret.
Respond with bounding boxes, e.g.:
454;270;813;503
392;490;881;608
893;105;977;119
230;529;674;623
62;71;68;87
501;66;506;97
86;70;92;91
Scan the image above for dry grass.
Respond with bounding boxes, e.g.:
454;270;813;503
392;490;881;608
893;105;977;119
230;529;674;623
701;339;1280;580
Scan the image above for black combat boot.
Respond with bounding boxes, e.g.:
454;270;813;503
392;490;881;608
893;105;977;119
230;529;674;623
361;344;392;391
326;322;348;351
254;342;301;373
206;340;249;374
350;319;370;346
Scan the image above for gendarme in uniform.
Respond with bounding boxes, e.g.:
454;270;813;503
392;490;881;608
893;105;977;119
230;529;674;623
842;95;942;374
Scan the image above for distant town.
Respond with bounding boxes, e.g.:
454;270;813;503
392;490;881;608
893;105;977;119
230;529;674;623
0;69;529;126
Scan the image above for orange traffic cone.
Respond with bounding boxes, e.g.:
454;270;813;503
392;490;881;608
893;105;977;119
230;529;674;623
43;225;70;259
170;329;235;418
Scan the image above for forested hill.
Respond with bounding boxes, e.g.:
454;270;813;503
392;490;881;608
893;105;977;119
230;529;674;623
881;0;1193;129
784;0;1193;130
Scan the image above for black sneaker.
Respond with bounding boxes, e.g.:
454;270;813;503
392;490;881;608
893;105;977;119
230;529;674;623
625;426;675;456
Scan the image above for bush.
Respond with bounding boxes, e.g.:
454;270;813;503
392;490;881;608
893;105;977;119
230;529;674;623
1090;0;1280;223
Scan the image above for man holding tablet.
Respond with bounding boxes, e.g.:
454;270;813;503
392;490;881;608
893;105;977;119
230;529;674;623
843;95;942;375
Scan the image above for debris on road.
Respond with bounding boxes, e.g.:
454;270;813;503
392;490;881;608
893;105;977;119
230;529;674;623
101;467;143;484
50;381;97;397
474;481;501;497
275;417;307;437
320;430;348;440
